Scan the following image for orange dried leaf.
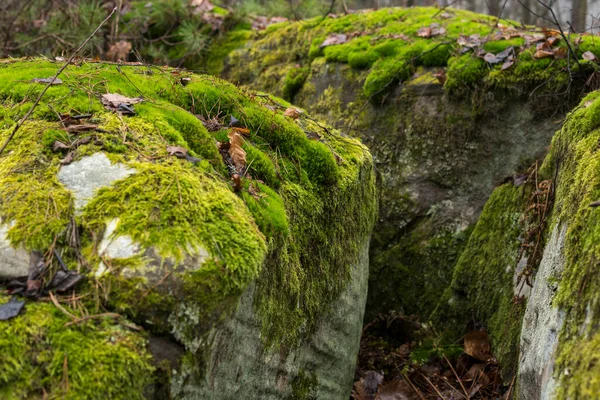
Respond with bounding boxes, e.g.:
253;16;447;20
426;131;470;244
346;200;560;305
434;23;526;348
534;49;554;59
232;127;251;136
228;131;247;170
283;108;302;119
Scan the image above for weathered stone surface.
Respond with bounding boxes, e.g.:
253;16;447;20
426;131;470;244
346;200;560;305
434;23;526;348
172;239;370;399
0;223;29;280
518;225;567;400
58;152;135;210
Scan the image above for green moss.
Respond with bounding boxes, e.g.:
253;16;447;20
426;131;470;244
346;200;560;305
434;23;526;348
204;27;253;76
445;54;487;93
483;37;525;53
283;66;310;101
0;296;154;399
368;220;473;320
286;369;318;400
433;184;527;377
0;121;73;250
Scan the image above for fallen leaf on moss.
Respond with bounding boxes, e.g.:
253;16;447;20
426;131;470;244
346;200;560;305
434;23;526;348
52;141;70;152
60;152;74;165
231;127;250;136
501;60;515;70
375;380;414;400
483;53;501;64
534;49;554;59
228;131;247;170
0;297;25;320
284;107;302;119
167;146;200;163
232;173;242;192
321;33;348;48
66;124;97;133
31;77;62;85
433;70;446;85
583;51;597;61
101;93;143;115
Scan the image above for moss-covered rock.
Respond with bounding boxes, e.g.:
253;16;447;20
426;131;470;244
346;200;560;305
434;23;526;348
214;6;600;327
0;58;376;398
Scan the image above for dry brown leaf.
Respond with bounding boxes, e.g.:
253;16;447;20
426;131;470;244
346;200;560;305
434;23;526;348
320;33;348;48
283;108;302;119
60;151;74;165
554;47;568;59
106;41;132;61
483;52;501;64
375;380;414;400
167;145;200;163
464;330;493;362
583;51;597;61
101;93;143;108
534;49;554;59
433;70;446;85
231;127;251;136
228;131;247;170
31;77;62;85
417;26;432;38
501;59;515;70
351;379;370;400
232;174;242;192
52;141;70;152
66;124;97;133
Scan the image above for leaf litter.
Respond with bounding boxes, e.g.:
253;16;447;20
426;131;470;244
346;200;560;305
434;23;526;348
353;311;506;400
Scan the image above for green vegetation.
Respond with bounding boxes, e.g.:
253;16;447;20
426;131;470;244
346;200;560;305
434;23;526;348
0;57;376;395
0;296;153;399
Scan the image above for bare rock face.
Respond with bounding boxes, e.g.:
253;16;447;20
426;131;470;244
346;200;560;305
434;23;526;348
0;223;29;280
519;225;567;400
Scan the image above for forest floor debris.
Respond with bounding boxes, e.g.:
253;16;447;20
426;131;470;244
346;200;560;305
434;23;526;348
353;312;508;400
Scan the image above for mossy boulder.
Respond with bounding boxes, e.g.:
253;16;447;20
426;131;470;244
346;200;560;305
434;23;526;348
0;58;376;399
215;6;598;321
430;90;600;398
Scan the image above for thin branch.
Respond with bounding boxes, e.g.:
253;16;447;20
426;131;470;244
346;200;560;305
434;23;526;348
0;7;117;157
533;0;581;68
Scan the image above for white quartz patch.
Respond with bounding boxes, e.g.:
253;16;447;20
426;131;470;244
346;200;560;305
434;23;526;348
0;223;30;279
96;219;140;277
58;152;135;211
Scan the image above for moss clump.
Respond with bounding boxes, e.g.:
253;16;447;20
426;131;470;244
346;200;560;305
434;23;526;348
283;66;310;101
0;296;153;399
433;184;527;377
223;6;593;102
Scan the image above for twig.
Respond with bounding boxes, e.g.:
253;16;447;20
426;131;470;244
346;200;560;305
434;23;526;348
422;373;447;399
0;7;117;157
402;373;426;400
443;354;469;399
49;291;77;320
504;375;516;399
64;312;122;327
